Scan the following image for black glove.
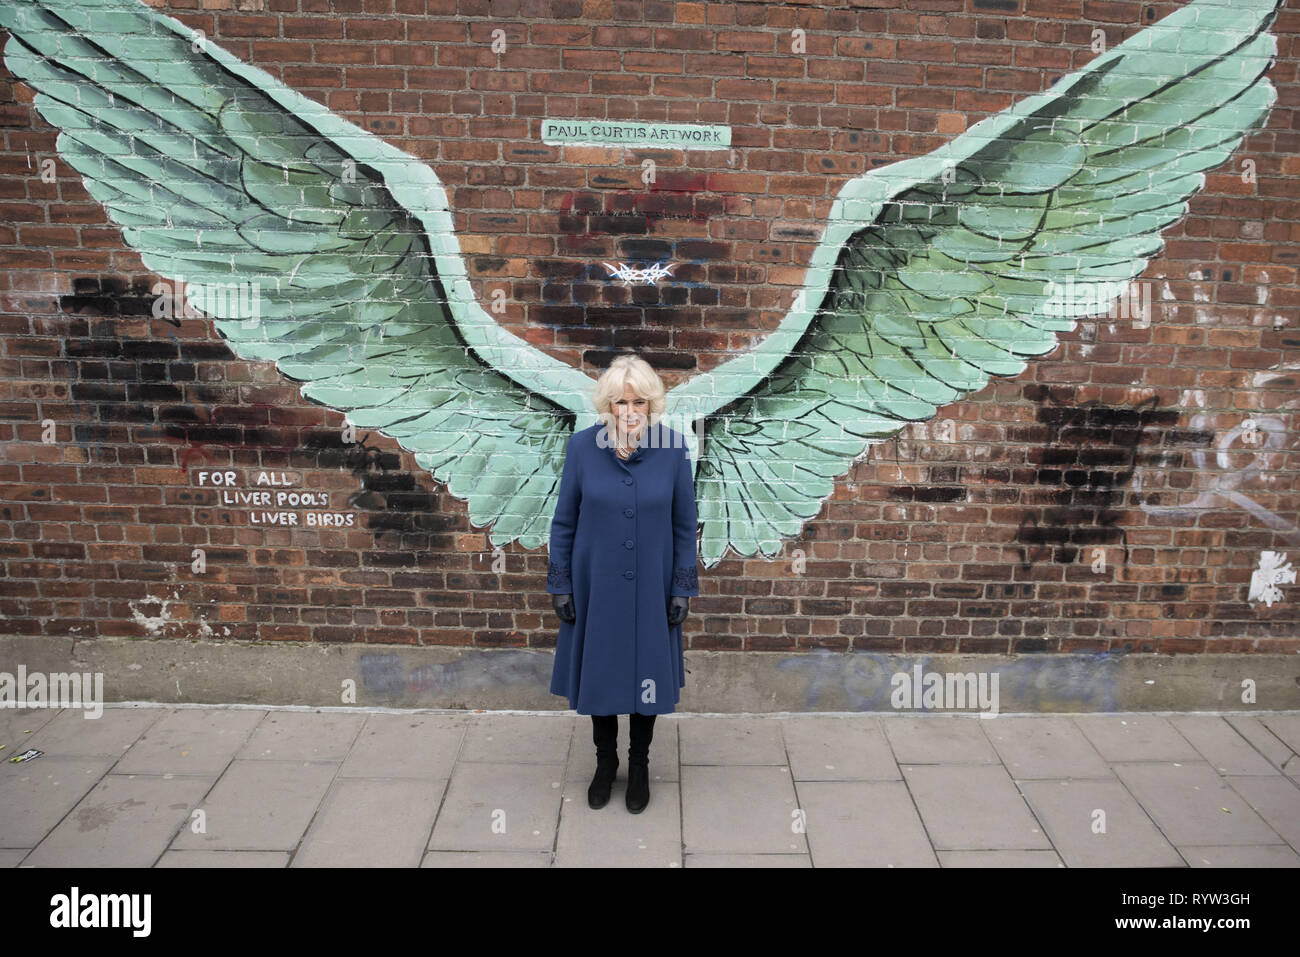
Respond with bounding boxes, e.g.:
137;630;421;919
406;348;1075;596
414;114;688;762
668;595;689;627
552;593;575;623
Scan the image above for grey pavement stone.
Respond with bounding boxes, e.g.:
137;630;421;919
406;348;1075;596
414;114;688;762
24;773;213;867
681;766;802;854
293;777;444;867
883;715;999;765
1180;844;1300;867
457;713;573;765
1224;716;1294;771
0;707;57;750
1258;715;1300;756
427;762;563;852
0;756;116;848
1017;778;1183;867
679;715;787;765
422;851;550;867
937;850;1064;867
5;705;1300;867
169;759;337;851
1072;715;1203;763
902;765;1052;851
782;715;900;781
1111;763;1279;847
1169;715;1280;776
554;779;681;867
797;780;937;867
237;710;365;762
115;708;264;776
1223;775;1300;851
21;707;163;761
686;854;809;867
983;716;1111;779
337;713;467;780
156;850;289;867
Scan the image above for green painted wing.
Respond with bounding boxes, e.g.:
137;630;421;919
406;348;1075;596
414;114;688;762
665;0;1282;568
0;0;601;550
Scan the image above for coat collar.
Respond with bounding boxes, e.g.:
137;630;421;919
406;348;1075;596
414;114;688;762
595;419;662;463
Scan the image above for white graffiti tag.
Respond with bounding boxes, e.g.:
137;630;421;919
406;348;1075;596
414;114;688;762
603;261;675;284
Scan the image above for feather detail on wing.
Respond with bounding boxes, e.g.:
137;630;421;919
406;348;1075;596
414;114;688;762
666;0;1282;568
0;0;600;549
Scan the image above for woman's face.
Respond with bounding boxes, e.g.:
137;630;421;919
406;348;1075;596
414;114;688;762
613;383;649;434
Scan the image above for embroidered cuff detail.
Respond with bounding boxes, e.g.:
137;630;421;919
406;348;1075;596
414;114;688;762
547;561;572;592
672;565;698;594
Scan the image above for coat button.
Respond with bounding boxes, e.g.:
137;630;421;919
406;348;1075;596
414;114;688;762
623;508;633;518
624;570;634;579
624;540;633;548
623;477;633;485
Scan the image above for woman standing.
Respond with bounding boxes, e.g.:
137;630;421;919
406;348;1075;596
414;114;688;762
545;354;700;814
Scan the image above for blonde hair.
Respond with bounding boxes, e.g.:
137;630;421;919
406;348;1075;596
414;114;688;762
593;354;667;431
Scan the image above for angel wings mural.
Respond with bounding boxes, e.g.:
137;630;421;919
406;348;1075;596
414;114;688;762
0;0;1282;569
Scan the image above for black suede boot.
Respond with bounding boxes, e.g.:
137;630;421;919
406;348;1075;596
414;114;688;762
588;714;619;809
626;712;656;813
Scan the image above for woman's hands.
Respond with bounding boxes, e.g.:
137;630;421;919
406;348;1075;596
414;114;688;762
552;593;575;623
553;593;689;627
668;596;689;628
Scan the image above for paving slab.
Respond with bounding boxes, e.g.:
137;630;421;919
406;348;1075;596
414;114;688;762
686;854;809;867
0;756;117;848
1169;715;1280;776
23;772;213;867
1258;715;1300;756
1111;762;1279;847
1017;778;1183;867
882;715;999;765
115;708;264;776
797;780;937;866
20;707;163;761
937;850;1064;867
337;713;466;780
782;715;899;781
554;778;681;867
237;710;366;762
457;713;573;765
679;715;787;765
426;762;564;852
902;764;1052;851
983;716;1111;779
1223;716;1294;771
1223;775;1300;851
155;850;289;867
1072;715;1203;763
681;765;802;854
1179;844;1300;867
168;758;338;851
293;777;445;867
422;851;550;867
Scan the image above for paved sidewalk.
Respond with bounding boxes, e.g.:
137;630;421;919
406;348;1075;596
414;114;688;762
1;705;1298;867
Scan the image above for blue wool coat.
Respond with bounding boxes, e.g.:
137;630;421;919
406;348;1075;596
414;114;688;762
546;419;700;715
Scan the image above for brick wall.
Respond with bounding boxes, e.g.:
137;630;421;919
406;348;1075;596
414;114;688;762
1;0;1298;655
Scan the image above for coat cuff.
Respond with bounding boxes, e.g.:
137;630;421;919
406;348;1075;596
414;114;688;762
546;560;573;594
670;565;698;597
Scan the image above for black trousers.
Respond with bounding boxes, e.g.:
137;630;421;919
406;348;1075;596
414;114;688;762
591;713;655;761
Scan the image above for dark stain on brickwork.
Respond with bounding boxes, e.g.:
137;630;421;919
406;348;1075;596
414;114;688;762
1014;386;1180;569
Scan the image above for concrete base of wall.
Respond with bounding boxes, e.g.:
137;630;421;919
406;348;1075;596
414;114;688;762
1;636;1296;714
